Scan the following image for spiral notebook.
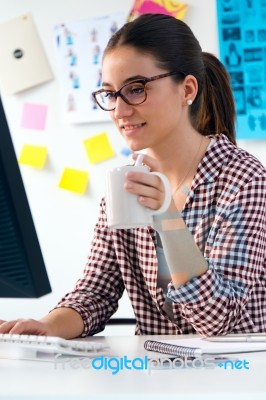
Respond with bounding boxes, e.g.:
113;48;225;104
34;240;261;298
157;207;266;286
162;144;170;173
144;337;266;358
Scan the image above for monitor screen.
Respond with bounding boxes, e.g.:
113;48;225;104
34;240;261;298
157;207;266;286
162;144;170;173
0;96;51;297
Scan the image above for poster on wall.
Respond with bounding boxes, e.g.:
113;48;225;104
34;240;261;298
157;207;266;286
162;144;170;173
128;0;188;21
54;12;125;124
216;0;266;139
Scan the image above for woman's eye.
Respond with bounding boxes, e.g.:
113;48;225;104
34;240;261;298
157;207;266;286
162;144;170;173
104;92;115;99
130;86;144;95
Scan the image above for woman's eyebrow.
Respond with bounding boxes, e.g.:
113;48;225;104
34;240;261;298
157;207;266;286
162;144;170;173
101;75;147;88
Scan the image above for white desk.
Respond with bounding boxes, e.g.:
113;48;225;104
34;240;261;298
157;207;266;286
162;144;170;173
0;335;265;400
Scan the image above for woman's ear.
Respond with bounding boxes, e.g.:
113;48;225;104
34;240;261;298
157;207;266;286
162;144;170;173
183;74;198;105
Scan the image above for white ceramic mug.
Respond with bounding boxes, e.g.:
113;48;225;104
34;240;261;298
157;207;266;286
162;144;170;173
106;164;172;229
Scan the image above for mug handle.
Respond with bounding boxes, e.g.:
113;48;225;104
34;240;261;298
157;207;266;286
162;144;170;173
150;172;172;215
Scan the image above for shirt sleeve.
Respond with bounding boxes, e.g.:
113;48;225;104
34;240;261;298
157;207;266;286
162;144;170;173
166;174;266;336
52;198;125;336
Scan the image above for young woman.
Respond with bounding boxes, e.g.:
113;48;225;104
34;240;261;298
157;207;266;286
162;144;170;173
1;14;265;337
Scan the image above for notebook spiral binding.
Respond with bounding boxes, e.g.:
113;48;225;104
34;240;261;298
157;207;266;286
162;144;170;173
144;340;197;358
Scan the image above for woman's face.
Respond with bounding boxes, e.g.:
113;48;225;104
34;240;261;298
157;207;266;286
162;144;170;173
101;46;188;152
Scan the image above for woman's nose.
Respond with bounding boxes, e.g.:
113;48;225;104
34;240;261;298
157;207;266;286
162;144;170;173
113;96;134;119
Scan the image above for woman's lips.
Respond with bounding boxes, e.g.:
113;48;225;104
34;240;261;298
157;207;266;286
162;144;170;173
122;122;146;135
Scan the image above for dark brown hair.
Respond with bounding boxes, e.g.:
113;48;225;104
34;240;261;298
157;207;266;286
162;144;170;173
104;13;236;145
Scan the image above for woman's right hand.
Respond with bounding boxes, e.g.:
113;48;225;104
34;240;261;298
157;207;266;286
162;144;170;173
0;308;84;339
0;319;52;336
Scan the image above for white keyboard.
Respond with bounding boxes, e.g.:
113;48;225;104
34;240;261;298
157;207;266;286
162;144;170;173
0;333;110;357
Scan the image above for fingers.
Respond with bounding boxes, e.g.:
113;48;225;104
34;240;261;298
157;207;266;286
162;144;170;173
138;192;165;210
0;319;46;335
129;153;170;210
131;153;161;172
124;170;165;210
0;319;21;333
125;169;161;188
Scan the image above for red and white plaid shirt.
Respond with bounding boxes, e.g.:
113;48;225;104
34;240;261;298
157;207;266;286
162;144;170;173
55;135;266;336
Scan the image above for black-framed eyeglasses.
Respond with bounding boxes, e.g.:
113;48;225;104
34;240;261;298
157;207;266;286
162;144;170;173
91;71;185;111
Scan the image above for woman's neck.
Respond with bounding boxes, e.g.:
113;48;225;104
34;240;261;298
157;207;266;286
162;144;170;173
147;131;210;186
149;132;211;211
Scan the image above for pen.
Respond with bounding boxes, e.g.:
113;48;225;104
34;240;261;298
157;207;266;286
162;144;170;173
203;335;266;343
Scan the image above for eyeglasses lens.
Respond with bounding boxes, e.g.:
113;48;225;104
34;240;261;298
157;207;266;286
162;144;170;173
95;81;146;110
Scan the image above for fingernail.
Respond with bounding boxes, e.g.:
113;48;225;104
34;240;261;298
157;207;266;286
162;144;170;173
124;181;132;189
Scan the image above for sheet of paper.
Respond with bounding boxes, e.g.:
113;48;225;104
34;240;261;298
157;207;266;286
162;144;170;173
58;167;89;194
54;12;125;123
83;132;115;163
21;102;48;130
18;144;48;168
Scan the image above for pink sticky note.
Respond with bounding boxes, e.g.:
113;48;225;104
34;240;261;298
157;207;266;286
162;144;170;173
21;102;48;130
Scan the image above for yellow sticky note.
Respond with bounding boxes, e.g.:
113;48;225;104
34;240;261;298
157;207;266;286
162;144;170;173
18;144;48;168
83;132;115;164
58;168;89;195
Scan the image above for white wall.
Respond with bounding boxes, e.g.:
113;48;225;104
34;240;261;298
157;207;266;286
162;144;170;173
0;0;265;325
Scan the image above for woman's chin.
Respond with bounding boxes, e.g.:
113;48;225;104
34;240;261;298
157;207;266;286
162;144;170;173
126;142;146;152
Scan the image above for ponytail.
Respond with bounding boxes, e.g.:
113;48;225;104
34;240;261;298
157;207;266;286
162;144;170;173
192;52;236;145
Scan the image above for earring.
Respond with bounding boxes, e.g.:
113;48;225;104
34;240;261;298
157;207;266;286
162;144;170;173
187;99;193;106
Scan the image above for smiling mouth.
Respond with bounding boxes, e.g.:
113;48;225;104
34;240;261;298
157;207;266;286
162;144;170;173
122;123;146;130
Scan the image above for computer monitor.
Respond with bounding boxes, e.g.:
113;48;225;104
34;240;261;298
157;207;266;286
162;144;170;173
0;95;51;297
